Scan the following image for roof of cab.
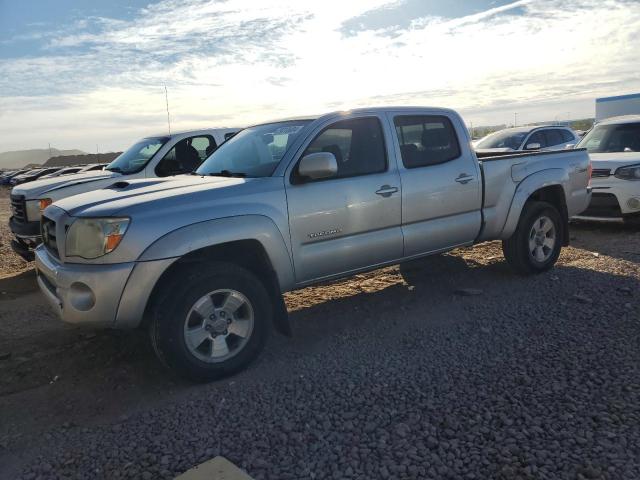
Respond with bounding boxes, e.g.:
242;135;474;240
143;127;241;139
247;106;460;128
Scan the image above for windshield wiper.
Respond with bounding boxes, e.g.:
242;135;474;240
208;170;246;178
106;167;124;173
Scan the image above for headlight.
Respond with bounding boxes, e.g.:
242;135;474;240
65;217;130;259
25;198;52;222
614;164;640;180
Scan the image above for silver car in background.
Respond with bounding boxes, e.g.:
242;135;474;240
474;125;580;154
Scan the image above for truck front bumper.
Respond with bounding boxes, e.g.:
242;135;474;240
9;217;41;261
35;245;135;327
34;245;176;329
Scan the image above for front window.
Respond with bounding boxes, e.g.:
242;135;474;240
196;120;312;177
106;137;168;174
578;123;640;153
476;130;528;150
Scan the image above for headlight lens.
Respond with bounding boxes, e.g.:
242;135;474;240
25;198;52;222
614;164;640;180
26;200;41;222
65;217;130;259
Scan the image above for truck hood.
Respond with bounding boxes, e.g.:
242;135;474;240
53;175;251;217
589;152;640;171
12;170;120;199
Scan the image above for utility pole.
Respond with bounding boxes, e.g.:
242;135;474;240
164;85;171;135
48;143;52;160
514;112;518;127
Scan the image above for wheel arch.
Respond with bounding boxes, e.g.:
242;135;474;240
137;216;293;336
501;169;570;245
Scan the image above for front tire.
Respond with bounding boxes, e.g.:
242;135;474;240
149;262;272;381
502;201;563;275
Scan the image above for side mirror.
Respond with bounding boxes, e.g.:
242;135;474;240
525;142;541;150
298;152;338;180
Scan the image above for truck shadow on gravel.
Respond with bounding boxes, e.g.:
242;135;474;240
569;221;640;262
0;270;38;300
1;250;638;446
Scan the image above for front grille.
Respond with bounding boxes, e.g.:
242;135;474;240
10;194;27;223
591;168;611;178
41;216;59;258
581;193;622;218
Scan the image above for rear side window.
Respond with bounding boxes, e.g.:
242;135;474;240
394;115;461;168
302;117;387;179
560;129;575;142
156;135;215;177
545;129;564;147
526;131;546;148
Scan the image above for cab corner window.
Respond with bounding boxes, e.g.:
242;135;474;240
156;135;215;177
394;115;460;168
300;117;387;180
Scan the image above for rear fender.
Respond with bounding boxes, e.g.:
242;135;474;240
500;169;568;240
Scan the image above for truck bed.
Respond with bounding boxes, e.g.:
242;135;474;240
476;148;591;242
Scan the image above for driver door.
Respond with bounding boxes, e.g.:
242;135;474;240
285;115;403;284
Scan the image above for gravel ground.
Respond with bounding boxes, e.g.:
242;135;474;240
0;187;639;479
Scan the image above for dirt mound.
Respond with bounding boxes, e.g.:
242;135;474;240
44;152;121;167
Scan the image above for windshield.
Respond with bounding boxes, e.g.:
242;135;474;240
196;121;312;177
577;123;640;153
106;136;168;174
476;130;528;150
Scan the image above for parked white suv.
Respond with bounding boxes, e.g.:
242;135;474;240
10;128;239;260
574;115;640;224
474;126;580;154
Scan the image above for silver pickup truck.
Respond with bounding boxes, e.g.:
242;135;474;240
34;107;591;381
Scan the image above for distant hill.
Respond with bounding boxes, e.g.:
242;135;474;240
0;148;86;169
44;152;121;167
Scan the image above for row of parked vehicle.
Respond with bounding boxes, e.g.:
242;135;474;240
0;163;107;186
472;115;640;224
7;106;597;381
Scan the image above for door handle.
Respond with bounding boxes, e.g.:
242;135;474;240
455;174;474;184
375;185;399;197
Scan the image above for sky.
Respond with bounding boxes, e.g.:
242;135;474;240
0;0;639;153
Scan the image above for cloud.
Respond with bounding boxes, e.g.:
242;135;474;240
0;0;639;152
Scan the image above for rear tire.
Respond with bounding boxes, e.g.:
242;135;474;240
149;262;272;382
502;201;563;275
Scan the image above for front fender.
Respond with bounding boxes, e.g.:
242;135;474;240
138;215;295;291
500;168;568;240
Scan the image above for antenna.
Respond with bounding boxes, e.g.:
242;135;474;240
164;85;171;135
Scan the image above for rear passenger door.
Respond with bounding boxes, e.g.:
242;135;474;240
390;112;482;257
285;115;403;283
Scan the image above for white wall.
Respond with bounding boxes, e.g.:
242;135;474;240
596;94;640;121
